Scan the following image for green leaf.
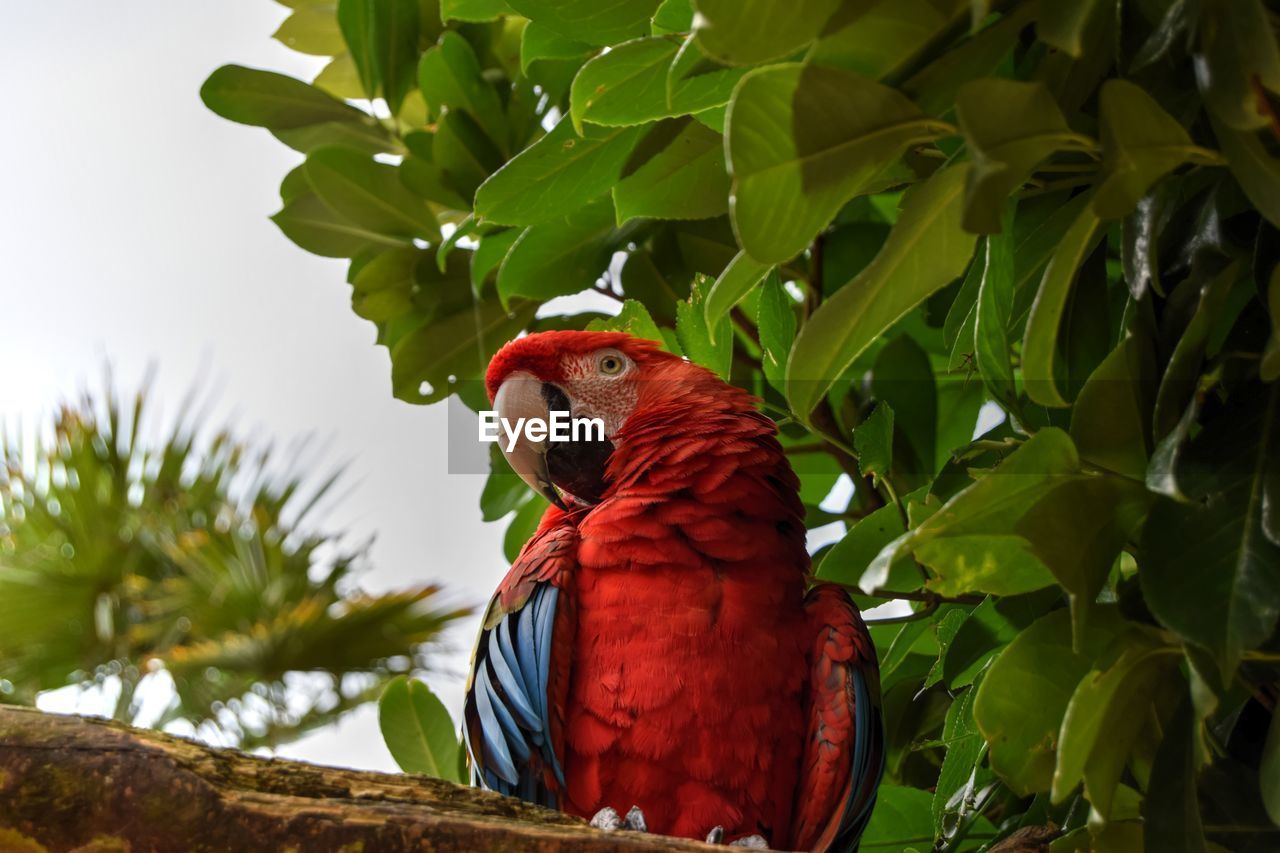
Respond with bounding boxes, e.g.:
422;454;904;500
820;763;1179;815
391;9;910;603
1152;260;1243;439
503;493;548;562
614;119;729;223
273;193;406;257
570;36;678;129
480;445;533;521
273;7;347;57
200;65;370;130
1093;80;1222;219
817;502;905;588
505;0;661;46
955;79;1096;234
703;250;771;341
475;118;644;226
1145;689;1209;853
807;0;964;81
973;607;1124;796
378;675;464;781
859;785;935;850
902;3;1035;117
855;402;895;487
305;145;441;242
727;64;952;264
756;273;796;394
942;592;1061;689
391;298;536;404
975;228;1017;412
872;335;936;482
1211;115;1280;230
521;21;593;72
337;0;376;99
651;0;693;34
351;247;420;321
786;164;976;421
419;32;509;152
870;429;1145;602
441;0;515;23
933;681;987;838
1021;200;1103;407
471;227;522;292
586;299;668;347
692;0;842;65
666;38;751;116
1141;384;1280;673
676;273;732;377
1053;629;1179;816
1069;334;1156;481
497;200;621;303
1195;0;1280;131
1037;0;1101;57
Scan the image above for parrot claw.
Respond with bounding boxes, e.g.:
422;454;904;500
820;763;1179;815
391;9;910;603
590;807;622;831
624;805;648;832
706;827;770;848
590;806;648;833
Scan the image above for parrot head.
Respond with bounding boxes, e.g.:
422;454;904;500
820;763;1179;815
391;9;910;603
485;330;733;509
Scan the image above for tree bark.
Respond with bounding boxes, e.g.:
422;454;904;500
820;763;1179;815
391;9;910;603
0;705;710;852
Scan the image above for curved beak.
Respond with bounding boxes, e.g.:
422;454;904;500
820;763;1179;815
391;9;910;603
493;372;568;510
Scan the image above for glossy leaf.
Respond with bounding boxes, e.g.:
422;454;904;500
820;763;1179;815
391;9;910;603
570;36;678;129
974;228;1017;413
973;607;1124;796
441;0;515;22
727;63;952;264
1021;201;1103;407
1211;115;1280;229
338;0;421;113
1144;690;1209;853
854;402;894;487
703;250;771;341
305;145;441;241
1053;629;1178;815
1093;80;1221;219
1070;334;1156;480
1141;384;1280;673
419;31;509;151
693;0;842;65
955;79;1095;234
787;164;975;421
586;299;668;346
521;21;593;71
497;200;621;303
475;118;644;226
756;273;795;394
676;273;732;378
378;676;465;781
614;119;730;223
505;0;662;45
200;65;370;129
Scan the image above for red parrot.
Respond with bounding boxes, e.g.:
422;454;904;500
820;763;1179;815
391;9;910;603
464;330;883;851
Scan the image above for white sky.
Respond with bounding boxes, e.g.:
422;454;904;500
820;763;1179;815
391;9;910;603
0;1;515;771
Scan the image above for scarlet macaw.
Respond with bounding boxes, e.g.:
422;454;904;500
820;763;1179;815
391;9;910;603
465;331;884;851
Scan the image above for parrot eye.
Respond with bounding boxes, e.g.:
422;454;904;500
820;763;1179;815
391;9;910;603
596;350;626;376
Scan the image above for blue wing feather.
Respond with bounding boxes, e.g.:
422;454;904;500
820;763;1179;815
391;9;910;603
465;581;567;805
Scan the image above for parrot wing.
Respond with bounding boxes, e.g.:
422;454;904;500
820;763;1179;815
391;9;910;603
463;509;578;808
791;584;886;853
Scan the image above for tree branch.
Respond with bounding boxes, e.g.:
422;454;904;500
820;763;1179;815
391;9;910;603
0;706;707;852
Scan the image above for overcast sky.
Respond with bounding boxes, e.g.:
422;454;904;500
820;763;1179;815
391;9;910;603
0;1;522;770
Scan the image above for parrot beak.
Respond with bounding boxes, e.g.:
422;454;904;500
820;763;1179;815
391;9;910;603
493;372;568;511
